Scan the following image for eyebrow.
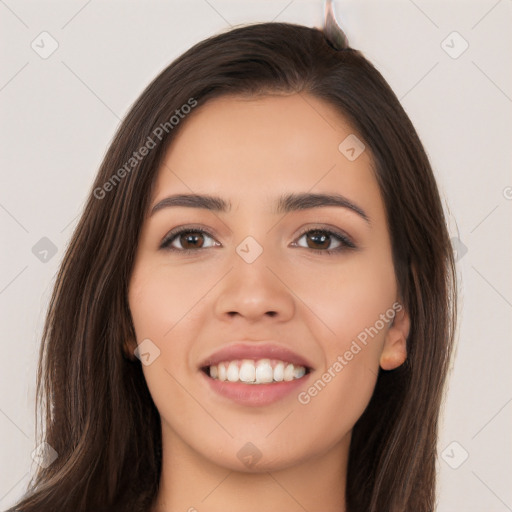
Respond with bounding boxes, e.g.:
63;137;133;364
150;192;370;224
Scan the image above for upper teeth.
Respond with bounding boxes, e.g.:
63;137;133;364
208;359;306;384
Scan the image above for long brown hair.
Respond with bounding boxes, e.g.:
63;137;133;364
6;22;456;512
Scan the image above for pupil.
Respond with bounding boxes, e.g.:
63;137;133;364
182;232;203;249
309;231;329;249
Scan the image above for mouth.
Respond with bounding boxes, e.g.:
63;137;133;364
198;343;313;406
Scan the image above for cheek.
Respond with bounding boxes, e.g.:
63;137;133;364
129;261;205;341
128;261;207;399
292;251;397;355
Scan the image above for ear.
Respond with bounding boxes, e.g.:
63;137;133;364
122;333;138;361
379;302;410;370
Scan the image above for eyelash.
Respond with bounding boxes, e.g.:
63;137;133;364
160;225;356;256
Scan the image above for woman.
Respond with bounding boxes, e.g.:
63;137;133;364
6;12;457;512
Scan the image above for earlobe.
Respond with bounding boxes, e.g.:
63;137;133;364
122;316;139;361
123;336;138;361
379;343;407;370
379;303;410;371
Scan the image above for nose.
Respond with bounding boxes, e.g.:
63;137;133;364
213;245;295;325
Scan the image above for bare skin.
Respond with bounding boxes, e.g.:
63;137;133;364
127;92;410;512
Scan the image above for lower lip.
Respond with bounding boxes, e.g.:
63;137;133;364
200;371;311;407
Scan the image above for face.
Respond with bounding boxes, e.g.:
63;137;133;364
127;93;409;473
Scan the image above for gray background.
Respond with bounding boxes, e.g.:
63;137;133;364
1;0;511;510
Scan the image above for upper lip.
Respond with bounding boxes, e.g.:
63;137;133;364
199;342;314;370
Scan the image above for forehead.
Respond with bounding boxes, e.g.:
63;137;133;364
152;93;383;218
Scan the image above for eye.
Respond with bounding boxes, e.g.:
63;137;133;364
293;227;356;255
160;227;219;252
160;225;356;255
